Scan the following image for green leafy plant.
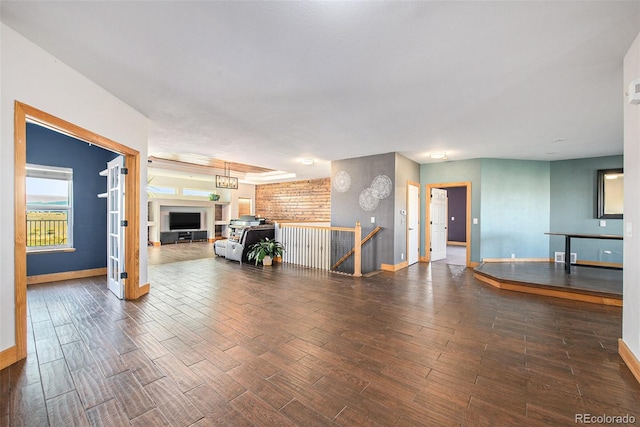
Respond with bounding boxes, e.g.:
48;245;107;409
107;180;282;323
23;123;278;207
247;238;285;265
209;192;220;201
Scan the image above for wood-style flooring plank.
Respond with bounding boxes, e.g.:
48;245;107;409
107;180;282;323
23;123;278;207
46;391;90;427
70;364;114;409
85;398;130;427
107;370;156;420
230;391;298;427
144;377;204;426
6;245;640;426
39;359;75;400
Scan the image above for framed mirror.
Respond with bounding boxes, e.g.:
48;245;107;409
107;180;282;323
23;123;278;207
597;168;623;219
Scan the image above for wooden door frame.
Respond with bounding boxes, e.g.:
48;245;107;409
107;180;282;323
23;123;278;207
9;101;147;367
425;182;472;267
406;180;420;266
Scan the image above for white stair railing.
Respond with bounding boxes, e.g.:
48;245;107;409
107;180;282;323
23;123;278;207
275;222;362;276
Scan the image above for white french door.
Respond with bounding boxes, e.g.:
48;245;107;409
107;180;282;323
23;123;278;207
407;183;420;265
430;188;448;261
107;156;125;299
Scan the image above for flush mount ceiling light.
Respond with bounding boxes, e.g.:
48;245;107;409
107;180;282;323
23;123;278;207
429;152;447;160
301;158;315;166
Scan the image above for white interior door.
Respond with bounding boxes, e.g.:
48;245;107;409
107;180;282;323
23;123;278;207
107;156;125;299
430;188;447;261
408;184;419;265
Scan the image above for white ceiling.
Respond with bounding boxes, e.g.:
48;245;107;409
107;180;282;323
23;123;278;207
2;1;640;181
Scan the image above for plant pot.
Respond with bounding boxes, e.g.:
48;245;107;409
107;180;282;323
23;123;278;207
262;255;273;266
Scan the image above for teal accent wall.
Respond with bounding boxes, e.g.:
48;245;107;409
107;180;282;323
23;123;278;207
549;155;623;263
480;159;550;259
420;159;482;262
420;156;623;265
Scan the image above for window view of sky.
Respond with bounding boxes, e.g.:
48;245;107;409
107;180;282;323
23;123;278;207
26;177;69;204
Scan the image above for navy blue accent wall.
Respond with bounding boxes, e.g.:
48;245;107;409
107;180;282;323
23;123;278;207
447;186;467;242
26;123;118;276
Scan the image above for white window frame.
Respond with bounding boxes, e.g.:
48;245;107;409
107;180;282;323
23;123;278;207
26;163;74;252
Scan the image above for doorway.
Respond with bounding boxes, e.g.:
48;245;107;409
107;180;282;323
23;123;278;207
425;181;472;267
12;102;145;365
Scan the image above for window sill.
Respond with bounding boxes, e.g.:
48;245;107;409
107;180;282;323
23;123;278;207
27;247;76;255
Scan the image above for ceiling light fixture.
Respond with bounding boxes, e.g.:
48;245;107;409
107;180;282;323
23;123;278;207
301;158;315;166
430;152;447;160
215;162;238;189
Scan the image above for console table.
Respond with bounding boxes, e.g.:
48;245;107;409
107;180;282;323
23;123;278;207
545;232;623;274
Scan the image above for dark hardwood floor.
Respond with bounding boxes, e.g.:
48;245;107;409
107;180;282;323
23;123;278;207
3;242;640;426
475;261;623;298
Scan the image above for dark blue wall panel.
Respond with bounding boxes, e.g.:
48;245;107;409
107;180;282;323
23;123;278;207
26;123;118;276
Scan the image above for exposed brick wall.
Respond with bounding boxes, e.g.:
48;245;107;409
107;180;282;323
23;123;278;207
255;178;331;222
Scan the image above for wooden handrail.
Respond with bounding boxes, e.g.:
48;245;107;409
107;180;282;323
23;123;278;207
332;226;381;270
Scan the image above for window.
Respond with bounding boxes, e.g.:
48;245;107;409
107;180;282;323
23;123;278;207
238;197;252;217
26;164;73;251
183;188;211;198
147;185;177;196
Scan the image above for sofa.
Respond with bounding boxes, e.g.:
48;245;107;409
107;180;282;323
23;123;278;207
215;224;275;263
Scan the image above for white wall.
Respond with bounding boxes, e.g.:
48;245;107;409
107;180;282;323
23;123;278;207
148;170;256;219
0;24;149;351
623;32;640;360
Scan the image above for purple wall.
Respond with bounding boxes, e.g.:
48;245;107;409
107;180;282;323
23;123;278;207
447;186;467;243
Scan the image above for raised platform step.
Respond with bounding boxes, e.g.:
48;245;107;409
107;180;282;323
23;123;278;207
474;261;622;306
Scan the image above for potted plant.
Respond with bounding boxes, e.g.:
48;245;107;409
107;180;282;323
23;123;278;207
209;192;220;201
247;238;285;266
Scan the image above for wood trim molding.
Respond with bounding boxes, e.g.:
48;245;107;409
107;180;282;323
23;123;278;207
448;241;467;246
12;101;144;368
576;260;623;268
135;283;150;299
474;272;622;307
381;261;409;272
425;182;472;267
27;268;107;285
0;345;18;371
14;102;28;363
619;339;640;385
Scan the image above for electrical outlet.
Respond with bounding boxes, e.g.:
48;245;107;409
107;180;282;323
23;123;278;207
401;253;404;260
599;220;606;227
371;217;375;223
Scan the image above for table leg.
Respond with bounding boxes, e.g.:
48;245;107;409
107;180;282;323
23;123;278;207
565;235;571;274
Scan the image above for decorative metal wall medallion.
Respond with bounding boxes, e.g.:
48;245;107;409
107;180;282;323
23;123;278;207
359;188;379;211
333;170;351;193
371;174;392;199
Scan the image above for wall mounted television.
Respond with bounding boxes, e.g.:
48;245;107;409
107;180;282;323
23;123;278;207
169;212;201;230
